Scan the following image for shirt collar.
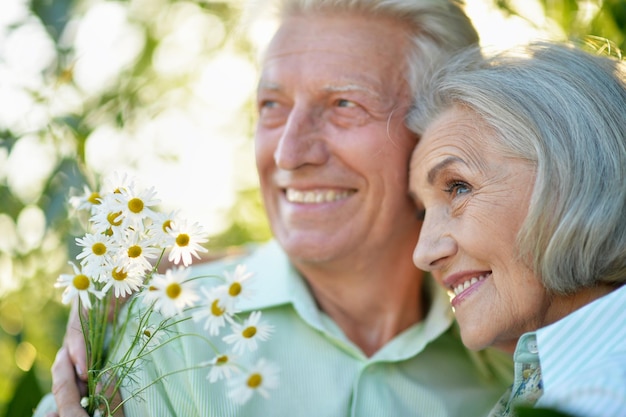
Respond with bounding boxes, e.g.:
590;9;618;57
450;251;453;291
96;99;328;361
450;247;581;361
535;284;626;388
232;240;454;360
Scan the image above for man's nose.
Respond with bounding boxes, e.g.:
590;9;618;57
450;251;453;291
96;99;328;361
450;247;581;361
273;105;330;169
412;211;457;271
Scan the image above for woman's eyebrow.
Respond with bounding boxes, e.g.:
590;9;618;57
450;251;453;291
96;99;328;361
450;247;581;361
427;156;463;185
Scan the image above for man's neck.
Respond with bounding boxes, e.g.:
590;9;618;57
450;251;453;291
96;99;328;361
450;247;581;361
297;257;425;357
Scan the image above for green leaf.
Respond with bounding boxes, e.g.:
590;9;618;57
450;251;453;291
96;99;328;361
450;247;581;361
1;365;44;417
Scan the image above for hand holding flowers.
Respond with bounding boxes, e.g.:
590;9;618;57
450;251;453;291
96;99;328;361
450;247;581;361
54;173;278;416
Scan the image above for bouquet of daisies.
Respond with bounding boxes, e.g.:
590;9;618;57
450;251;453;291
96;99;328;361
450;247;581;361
55;173;278;416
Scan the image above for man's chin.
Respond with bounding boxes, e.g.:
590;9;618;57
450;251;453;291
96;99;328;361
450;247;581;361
278;234;345;266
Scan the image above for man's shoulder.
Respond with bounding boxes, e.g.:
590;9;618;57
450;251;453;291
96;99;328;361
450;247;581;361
187;240;295;310
189;244;257;274
189;240;285;275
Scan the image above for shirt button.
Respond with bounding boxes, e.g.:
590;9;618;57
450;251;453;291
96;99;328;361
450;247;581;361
527;339;538;354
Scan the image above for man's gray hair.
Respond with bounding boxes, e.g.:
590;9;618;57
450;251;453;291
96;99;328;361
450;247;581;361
408;41;626;293
246;0;479;96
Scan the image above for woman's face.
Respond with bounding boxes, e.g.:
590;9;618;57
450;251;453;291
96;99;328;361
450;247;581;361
409;105;549;353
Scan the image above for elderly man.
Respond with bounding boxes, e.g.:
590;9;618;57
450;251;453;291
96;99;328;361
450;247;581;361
36;0;512;416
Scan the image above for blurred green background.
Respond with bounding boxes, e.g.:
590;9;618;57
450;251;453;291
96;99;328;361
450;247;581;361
0;0;624;416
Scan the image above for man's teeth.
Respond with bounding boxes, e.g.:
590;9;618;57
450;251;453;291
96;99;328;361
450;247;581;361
453;274;488;296
286;189;353;203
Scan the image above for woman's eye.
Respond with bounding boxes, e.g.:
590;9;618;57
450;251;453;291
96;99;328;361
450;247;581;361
444;181;471;197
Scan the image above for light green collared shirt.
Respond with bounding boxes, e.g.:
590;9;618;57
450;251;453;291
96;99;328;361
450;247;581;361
35;240;512;416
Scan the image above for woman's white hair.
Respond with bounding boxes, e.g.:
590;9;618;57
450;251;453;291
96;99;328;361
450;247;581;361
244;0;479;96
408;41;626;293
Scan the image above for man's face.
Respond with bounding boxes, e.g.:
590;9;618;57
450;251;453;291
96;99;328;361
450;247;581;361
255;13;420;265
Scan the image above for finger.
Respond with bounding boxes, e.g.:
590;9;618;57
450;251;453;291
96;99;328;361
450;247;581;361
51;347;89;417
65;302;88;381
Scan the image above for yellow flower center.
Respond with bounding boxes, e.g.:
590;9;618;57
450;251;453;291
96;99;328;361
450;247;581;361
216;355;228;365
229;282;241;297
128;245;142;258
143;329;152;337
128;197;144;214
88;192;101;205
92;242;107;256
242;326;257;339
162;220;172;232
211;300;224;316
176;233;190;247
148;285;158;291
166;283;181;299
107;211;123;226
112;267;128;281
247;373;262;388
73;274;90;290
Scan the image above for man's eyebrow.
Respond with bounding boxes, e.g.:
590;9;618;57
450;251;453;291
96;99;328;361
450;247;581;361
324;84;377;96
323;83;381;100
257;81;281;92
427;156;463;185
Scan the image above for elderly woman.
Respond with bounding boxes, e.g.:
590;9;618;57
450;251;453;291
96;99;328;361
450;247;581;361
407;41;626;417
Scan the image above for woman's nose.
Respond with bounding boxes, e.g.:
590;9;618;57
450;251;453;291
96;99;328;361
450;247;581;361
412;210;457;271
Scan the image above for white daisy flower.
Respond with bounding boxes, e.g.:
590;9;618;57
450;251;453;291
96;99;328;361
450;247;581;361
88;193;126;236
116;230;160;273
101;262;144;298
55;262;104;309
148;210;180;246
227;358;279;405
203;354;240;383
192;286;236;336
69;185;103;214
221;264;255;310
112;184;160;228
143;267;199;318
166;219;208;267
222;311;274;355
101;171;134;195
75;233;116;277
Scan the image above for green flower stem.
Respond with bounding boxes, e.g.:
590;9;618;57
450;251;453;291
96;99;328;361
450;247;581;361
82;271;235;415
111;362;213;416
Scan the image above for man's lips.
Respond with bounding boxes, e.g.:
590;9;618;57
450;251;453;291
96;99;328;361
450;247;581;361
284;188;356;204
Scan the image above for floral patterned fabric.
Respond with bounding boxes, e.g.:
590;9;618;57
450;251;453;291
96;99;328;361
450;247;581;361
488;333;543;417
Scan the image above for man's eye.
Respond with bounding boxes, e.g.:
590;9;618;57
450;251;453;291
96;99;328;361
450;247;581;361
336;99;356;108
260;100;279;109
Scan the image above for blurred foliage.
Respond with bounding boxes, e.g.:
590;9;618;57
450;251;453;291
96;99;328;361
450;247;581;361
0;1;624;416
0;0;269;416
516;406;575;417
495;0;626;51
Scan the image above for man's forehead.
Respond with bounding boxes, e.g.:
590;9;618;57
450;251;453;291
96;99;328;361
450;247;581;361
264;13;410;60
258;50;400;95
